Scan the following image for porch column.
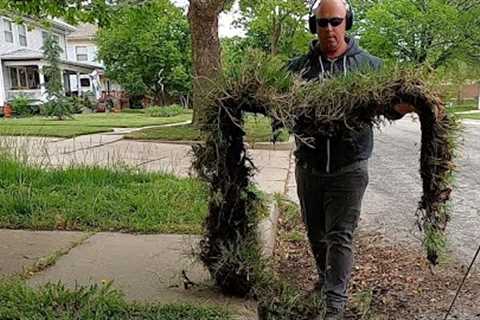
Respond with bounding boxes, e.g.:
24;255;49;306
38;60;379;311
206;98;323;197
76;72;81;96
0;61;5;106
38;64;46;101
60;69;65;92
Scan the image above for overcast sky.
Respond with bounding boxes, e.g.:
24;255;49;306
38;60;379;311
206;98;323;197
171;0;246;38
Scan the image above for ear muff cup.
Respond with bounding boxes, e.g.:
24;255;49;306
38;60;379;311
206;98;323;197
308;4;354;34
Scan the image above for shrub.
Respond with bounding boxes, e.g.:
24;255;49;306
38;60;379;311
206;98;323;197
10;95;38;117
41;97;74;120
146;104;185;117
70;93;96;114
70;96;84;114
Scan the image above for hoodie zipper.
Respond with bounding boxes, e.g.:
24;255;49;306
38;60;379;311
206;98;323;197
319;57;347;174
326;138;331;173
326;60;335;173
317;53;350;174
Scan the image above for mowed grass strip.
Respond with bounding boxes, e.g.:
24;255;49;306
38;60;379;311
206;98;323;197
0;157;207;234
0;112;192;138
458;112;480;120
126;124;202;141
125;116;289;143
125;115;289;143
446;101;477;113
0;280;232;320
0;125;112;138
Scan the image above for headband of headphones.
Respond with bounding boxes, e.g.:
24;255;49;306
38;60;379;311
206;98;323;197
308;0;354;34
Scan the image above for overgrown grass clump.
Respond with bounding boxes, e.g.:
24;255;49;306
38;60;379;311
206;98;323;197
0;280;232;320
193;50;460;314
0;155;208;234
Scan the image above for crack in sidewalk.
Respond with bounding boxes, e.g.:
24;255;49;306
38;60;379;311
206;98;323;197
22;232;95;279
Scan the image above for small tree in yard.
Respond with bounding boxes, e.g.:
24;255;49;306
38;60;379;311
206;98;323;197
97;0;191;107
41;33;73;120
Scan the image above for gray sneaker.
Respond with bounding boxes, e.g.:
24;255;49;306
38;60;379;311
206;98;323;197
323;309;344;320
311;307;344;320
322;304;345;320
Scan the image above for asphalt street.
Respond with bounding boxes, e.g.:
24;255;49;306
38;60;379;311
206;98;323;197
362;117;480;265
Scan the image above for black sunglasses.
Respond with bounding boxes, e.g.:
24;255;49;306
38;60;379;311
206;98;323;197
316;17;344;28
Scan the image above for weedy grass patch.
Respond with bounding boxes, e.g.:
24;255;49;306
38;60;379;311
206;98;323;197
0;279;233;320
0;154;208;234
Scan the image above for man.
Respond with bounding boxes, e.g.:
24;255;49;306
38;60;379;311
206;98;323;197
287;0;413;319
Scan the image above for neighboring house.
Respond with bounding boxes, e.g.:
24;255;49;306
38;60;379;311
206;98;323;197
0;16;103;107
458;82;480;102
66;23;122;99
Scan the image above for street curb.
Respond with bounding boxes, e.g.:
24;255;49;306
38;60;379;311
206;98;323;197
258;197;280;258
125;139;293;151
247;141;293;151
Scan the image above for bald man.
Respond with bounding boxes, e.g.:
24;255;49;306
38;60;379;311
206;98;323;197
287;0;412;319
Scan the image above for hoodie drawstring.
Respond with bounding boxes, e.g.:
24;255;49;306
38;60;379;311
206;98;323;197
317;55;348;173
318;55;348;79
319;57;325;81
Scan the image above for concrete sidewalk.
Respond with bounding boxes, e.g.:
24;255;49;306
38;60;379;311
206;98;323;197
0;132;293;195
0;230;257;319
0;128;293;319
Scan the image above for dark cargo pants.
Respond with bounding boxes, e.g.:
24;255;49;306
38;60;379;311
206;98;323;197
295;160;369;310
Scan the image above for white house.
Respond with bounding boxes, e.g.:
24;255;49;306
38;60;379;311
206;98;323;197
65;23;121;99
0;16;103;107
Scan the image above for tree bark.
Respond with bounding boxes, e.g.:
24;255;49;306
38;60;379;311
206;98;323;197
188;0;225;125
271;15;281;56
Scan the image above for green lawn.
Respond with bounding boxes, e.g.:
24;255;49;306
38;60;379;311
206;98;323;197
0;156;207;234
0;280;232;320
0;125;112;138
0;112;192;138
125;115;289;143
447;101;478;113
459;113;480;120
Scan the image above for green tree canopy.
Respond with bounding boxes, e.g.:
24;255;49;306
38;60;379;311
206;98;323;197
0;0;152;26
237;0;311;57
96;0;191;104
353;0;480;69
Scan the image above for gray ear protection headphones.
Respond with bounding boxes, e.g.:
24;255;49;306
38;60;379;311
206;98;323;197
308;0;354;33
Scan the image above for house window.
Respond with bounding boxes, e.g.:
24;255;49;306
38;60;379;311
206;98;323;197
76;46;88;61
3;19;13;43
42;31;63;55
9;66;40;90
80;78;91;87
18;24;27;46
42;31;60;45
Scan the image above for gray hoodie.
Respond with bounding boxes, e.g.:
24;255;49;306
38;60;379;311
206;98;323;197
287;38;396;173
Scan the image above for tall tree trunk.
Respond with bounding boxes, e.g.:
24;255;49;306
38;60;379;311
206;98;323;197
188;0;225;125
271;15;281;56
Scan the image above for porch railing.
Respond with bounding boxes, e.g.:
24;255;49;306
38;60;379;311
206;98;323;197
7;90;43;103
